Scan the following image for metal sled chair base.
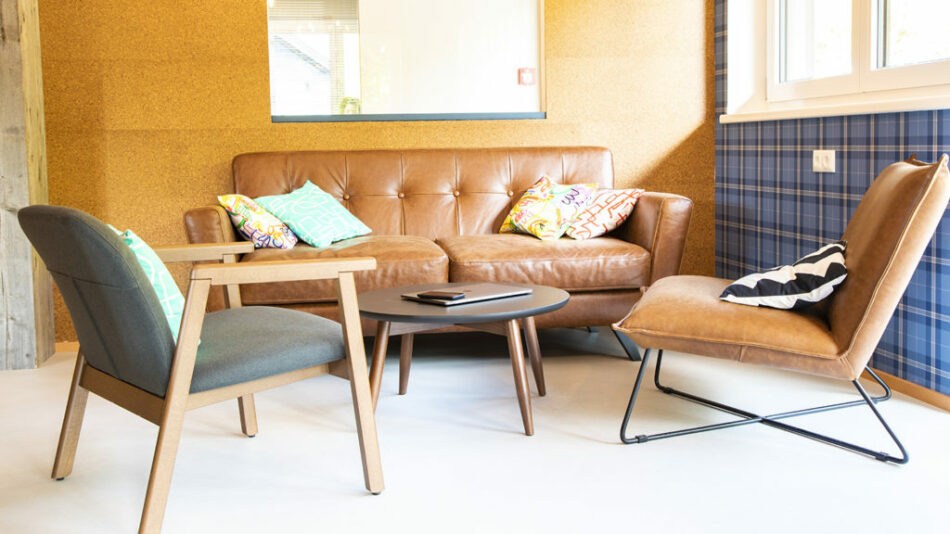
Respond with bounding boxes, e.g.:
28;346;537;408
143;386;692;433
620;348;909;464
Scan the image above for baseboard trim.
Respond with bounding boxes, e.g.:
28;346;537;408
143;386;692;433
866;367;950;412
54;341;79;354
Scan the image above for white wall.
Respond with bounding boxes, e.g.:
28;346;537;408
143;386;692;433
358;0;541;114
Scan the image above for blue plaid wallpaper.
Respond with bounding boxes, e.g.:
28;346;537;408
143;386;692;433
714;0;950;395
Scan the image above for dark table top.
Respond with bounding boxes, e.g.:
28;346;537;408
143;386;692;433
358;283;569;324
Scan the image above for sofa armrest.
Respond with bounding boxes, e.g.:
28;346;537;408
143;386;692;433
183;205;242;312
184;205;238;244
616;192;693;284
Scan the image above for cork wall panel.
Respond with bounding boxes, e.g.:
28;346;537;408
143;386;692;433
38;0;716;340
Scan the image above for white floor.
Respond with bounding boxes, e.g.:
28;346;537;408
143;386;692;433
2;329;949;534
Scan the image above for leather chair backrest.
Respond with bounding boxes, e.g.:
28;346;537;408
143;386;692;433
18;205;175;397
232;147;614;241
829;155;950;368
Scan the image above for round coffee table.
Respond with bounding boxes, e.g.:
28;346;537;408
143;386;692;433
358;283;569;435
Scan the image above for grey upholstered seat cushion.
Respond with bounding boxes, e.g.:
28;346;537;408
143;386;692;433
190;306;346;393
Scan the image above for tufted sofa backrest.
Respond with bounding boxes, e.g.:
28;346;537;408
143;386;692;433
232;147;614;240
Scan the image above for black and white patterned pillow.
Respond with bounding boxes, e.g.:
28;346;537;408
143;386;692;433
720;241;848;310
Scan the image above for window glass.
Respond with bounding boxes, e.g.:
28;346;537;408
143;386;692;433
780;0;852;83
267;0;359;117
267;0;542;121
879;0;950;68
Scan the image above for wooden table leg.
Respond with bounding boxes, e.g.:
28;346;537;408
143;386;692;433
399;333;414;395
522;316;546;396
505;319;534;436
369;321;391;409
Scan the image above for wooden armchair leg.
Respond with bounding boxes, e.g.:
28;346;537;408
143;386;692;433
139;406;187;534
347;355;385;494
52;350;90;480
337;273;384;494
238;395;258;437
139;277;208;533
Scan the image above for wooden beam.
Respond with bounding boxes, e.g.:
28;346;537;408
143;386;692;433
19;0;53;366
0;0;54;370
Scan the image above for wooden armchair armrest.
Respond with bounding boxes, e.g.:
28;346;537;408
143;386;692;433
191;257;377;286
153;242;255;263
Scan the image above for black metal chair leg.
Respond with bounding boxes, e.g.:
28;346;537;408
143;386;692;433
620;349;909;464
851;376;909;463
620;349;654;443
611;329;642;361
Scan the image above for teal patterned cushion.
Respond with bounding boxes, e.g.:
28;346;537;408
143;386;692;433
112;227;187;341
255;181;372;248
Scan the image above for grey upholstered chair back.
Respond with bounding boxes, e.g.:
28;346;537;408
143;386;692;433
18;205;176;397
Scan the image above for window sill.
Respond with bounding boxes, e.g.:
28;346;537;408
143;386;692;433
720;94;950;124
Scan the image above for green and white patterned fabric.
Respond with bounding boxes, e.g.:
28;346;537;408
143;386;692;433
255;181;371;248
112;227;187;342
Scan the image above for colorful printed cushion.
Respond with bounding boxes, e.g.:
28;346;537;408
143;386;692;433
218;194;298;249
111;227;187;342
565;188;645;239
499;176;598;240
255;181;372;248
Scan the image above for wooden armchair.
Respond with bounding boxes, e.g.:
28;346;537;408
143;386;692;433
18;205;383;534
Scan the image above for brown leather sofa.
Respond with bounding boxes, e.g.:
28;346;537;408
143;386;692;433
184;146;693;328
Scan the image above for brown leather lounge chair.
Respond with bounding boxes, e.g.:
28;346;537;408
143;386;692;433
612;154;950;464
18;206;384;534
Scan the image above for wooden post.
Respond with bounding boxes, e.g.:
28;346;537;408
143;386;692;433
1;0;54;369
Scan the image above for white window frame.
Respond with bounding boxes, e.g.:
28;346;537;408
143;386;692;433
723;0;950;124
766;0;864;102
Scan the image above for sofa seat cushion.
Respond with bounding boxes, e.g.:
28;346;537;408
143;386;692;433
437;233;650;291
239;235;448;305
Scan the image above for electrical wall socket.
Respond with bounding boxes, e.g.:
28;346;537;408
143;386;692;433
813;149;836;173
